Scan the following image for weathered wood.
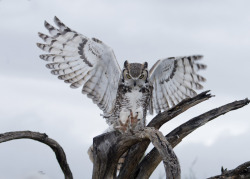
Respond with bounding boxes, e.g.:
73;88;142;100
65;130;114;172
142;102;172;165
208;161;250;179
145;128;180;179
134;98;250;178
0;131;73;179
92;128;180;179
119;90;212;178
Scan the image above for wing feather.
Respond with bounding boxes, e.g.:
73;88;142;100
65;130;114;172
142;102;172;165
149;55;206;113
37;17;121;115
153;80;161;112
40;54;80;62
161;83;170;110
165;83;175;107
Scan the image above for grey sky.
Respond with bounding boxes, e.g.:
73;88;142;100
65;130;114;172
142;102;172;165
0;0;250;178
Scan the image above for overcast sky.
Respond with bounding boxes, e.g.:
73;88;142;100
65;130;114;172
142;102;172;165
0;0;250;178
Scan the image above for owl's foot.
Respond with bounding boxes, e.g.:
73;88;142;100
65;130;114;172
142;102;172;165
115;119;130;133
129;110;139;130
115;110;139;133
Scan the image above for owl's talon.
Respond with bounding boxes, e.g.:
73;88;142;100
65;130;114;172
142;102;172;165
115;119;130;133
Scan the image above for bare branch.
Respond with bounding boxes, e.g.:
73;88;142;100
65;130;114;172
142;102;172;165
0;131;73;179
208;161;250;179
119;90;212;179
92;128;180;179
135;98;250;178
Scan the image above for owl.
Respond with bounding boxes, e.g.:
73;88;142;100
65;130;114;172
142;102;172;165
37;16;206;163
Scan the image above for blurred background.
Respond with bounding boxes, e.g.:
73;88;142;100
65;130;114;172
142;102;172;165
0;0;250;178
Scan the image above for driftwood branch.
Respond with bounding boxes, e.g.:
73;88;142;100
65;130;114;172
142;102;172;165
92;127;180;179
119;90;213;178
208;161;250;179
0;131;73;179
134;98;250;178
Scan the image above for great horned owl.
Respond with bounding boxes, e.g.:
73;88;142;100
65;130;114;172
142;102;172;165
37;16;206;164
106;61;152;133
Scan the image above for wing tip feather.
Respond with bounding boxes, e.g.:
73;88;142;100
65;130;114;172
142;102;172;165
45;64;53;69
70;85;79;89
54;16;61;26
196;63;207;70
54;16;59;22
39;54;44;60
51;70;58;75
193;55;203;60
44;20;50;28
38;32;43;37
36;43;44;49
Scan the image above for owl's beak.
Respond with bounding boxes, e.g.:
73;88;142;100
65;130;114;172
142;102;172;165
134;81;136;86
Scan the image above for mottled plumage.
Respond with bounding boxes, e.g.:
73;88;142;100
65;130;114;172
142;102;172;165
37;17;206;168
107;61;152;132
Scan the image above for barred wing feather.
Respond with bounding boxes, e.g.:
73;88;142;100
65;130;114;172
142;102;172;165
37;16;121;115
149;55;206;114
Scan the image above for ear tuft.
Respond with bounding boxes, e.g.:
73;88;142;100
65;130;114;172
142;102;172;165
144;62;148;69
124;60;129;68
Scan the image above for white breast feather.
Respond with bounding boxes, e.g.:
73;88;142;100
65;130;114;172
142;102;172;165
119;89;143;123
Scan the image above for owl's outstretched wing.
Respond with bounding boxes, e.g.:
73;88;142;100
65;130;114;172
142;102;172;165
149;55;206;114
37;16;121;115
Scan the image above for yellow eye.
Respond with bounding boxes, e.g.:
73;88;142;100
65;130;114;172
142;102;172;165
139;74;144;79
126;74;131;79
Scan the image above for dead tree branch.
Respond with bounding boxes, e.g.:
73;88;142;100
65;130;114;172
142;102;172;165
92;127;180;179
134;98;250;178
0;131;73;179
208;161;250;179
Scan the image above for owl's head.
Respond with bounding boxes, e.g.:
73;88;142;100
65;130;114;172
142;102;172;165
122;60;148;88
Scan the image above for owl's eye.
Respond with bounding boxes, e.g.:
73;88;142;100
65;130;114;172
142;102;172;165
139;74;144;79
126;74;131;79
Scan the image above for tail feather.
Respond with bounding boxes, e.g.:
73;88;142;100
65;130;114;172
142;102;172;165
88;145;94;163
